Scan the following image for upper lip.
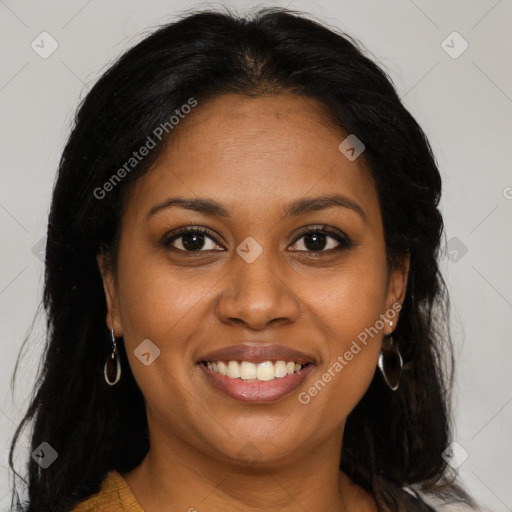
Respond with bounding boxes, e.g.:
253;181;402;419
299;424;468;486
198;344;316;365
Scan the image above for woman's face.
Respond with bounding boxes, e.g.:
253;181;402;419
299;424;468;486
99;93;408;467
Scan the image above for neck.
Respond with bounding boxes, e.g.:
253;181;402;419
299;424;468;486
123;422;377;512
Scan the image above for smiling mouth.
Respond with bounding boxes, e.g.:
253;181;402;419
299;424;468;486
200;360;313;381
198;359;314;403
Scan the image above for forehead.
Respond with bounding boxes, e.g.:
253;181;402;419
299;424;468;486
125;93;380;227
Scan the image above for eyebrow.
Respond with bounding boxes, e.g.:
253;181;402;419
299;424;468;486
146;194;367;223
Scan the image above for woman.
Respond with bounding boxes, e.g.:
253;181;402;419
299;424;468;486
9;7;483;512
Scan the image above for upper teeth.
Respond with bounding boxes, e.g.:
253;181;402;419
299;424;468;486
206;360;304;381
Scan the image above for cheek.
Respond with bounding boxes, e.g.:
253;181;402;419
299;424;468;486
298;345;380;431
117;255;214;342
114;261;208;422
305;250;388;341
298;284;383;424
296;251;386;410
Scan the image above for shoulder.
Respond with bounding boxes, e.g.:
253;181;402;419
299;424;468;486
417;491;491;512
429;502;491;512
433;504;479;511
70;471;143;512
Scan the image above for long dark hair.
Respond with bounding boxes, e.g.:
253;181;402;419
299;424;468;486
10;7;476;511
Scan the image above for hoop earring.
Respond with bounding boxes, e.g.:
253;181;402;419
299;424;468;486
104;325;121;386
378;321;402;391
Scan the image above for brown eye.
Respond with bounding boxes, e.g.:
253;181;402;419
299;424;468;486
289;226;352;253
162;227;224;252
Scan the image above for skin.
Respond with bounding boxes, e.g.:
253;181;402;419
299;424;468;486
98;93;410;511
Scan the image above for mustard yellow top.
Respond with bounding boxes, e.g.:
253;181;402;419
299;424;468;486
68;470;482;512
71;471;144;511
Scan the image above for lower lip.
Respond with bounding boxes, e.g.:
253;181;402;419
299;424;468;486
198;363;314;403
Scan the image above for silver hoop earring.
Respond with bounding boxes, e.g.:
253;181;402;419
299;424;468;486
378;322;402;391
104;325;121;386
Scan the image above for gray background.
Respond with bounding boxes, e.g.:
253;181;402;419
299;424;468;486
0;0;511;510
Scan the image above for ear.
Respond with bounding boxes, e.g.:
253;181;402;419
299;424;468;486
97;251;122;336
384;253;410;334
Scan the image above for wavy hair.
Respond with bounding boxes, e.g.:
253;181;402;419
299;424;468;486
10;7;476;511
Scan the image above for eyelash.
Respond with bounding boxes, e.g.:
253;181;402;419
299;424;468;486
161;225;353;255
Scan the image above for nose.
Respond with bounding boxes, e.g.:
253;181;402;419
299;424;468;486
215;249;301;331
